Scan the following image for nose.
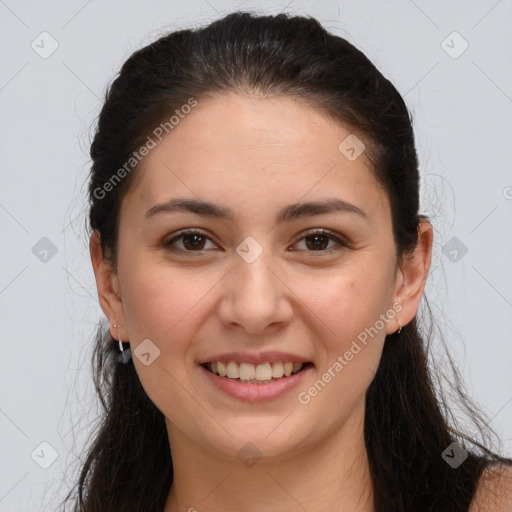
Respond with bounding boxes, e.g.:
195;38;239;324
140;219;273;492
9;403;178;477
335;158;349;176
217;249;293;334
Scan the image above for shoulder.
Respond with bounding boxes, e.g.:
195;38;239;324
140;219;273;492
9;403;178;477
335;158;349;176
469;463;512;512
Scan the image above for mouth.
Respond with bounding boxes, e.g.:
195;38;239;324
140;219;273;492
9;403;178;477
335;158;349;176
198;359;315;402
200;361;314;384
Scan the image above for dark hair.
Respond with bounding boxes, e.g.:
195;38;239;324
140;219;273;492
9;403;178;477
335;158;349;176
62;11;511;512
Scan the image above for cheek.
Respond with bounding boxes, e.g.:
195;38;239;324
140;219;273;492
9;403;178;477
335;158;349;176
117;262;208;414
117;259;187;341
309;267;393;339
305;267;392;386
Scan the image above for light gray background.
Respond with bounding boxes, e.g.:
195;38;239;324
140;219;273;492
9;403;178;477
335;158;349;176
1;0;511;510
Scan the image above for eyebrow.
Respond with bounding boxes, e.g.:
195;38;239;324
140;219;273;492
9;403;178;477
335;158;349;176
144;197;368;223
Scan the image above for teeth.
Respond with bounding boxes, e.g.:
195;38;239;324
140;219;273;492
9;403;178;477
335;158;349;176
217;361;226;377
254;362;272;380
227;361;239;379
272;361;283;377
206;361;305;380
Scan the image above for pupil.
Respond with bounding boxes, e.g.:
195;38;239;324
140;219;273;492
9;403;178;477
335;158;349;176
184;234;205;250
306;234;328;251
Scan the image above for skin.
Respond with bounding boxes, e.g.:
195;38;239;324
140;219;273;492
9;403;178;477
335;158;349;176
90;92;434;512
470;464;512;512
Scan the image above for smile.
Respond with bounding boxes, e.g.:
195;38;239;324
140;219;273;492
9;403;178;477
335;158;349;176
199;361;314;402
202;360;309;383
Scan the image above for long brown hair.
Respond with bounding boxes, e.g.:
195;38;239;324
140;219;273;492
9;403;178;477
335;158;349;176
62;11;511;511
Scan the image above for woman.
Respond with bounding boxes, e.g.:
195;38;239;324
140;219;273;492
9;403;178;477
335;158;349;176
63;11;512;512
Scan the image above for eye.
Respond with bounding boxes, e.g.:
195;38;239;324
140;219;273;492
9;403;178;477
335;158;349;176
163;228;349;255
164;230;218;253
291;229;349;253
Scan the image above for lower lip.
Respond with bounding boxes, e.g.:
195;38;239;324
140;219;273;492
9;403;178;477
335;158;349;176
198;363;314;402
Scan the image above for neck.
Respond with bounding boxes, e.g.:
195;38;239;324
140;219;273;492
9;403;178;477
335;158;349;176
163;400;375;512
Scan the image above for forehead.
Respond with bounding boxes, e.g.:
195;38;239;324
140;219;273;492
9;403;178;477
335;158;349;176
122;92;390;227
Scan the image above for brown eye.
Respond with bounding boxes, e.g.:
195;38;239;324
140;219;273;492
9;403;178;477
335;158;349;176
165;230;217;253
292;229;348;253
164;228;348;255
181;233;207;250
304;233;330;251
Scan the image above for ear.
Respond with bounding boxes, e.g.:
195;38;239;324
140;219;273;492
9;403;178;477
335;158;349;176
386;218;433;334
89;230;129;340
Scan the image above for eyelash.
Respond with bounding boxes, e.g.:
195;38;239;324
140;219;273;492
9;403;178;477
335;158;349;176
164;229;349;255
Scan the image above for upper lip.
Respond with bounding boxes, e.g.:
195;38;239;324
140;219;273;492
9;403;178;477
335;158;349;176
198;351;312;365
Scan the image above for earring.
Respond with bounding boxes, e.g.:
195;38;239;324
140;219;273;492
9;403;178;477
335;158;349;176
397;320;403;334
113;322;131;363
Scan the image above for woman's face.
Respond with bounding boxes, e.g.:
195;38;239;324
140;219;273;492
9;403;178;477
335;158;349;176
94;92;427;463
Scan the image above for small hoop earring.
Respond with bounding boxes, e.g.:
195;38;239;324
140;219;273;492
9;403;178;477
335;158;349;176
118;334;125;354
113;322;122;351
113;322;131;363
